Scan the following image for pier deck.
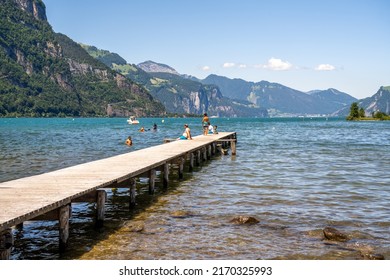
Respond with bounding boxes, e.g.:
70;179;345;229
0;132;236;259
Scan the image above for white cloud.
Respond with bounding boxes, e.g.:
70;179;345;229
223;62;235;68
202;66;211;71
238;64;247;68
315;64;336;71
264;57;293;71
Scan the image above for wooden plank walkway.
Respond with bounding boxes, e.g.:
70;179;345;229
0;132;236;259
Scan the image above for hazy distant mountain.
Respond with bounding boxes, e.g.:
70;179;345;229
202;74;253;101
308;88;357;113
201;74;357;116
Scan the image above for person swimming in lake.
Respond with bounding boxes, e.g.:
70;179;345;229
178;124;192;140
139;127;145;132
125;136;133;146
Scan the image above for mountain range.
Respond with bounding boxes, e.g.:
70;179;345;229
1;0;389;118
201;74;357;116
82;47;268;117
86;48;359;117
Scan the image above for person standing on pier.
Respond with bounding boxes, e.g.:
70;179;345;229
202;113;210;135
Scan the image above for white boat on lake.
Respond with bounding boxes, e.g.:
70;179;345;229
127;116;139;124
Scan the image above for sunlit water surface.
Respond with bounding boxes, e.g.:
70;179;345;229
1;117;389;260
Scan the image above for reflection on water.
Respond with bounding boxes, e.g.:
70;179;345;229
1;117;389;259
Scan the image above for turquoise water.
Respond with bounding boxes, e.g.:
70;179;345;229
1;117;389;259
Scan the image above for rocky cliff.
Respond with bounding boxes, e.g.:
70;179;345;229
14;0;47;21
137;60;180;75
333;86;390;116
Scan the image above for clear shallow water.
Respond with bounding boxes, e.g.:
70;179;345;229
1;117;389;260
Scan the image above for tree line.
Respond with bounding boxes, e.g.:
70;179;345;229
347;102;389;120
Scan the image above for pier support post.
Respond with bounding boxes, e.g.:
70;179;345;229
189;153;194;172
163;163;169;188
59;204;70;253
203;147;207;162
96;190;106;227
0;228;13;260
207;145;212;160
212;143;216;155
129;178;136;208
231;140;237;155
178;157;184;179
149;169;156;194
196;150;201;166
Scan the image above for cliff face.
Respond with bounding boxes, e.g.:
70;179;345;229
0;0;165;117
14;0;47;21
360;87;390;115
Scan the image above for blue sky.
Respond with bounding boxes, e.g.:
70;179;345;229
43;0;390;99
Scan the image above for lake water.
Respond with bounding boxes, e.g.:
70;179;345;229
1;117;389;260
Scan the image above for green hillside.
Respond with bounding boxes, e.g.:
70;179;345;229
0;0;165;117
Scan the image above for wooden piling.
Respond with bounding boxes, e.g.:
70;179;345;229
189;153;194;172
178;157;184;179
207;145;212;160
196;150;201;166
231;140;237;155
129;178;136;208
0;228;13;260
59;204;70;252
96;190;106;227
149;169;156;194
163;163;169;188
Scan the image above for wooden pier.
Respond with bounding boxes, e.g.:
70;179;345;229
0;132;236;259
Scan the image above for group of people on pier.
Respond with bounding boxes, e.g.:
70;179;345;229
178;113;218;140
125;113;218;145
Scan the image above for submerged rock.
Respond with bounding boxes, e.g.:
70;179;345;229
121;221;145;233
323;227;349;242
170;210;193;219
230;216;259;225
361;253;385;260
